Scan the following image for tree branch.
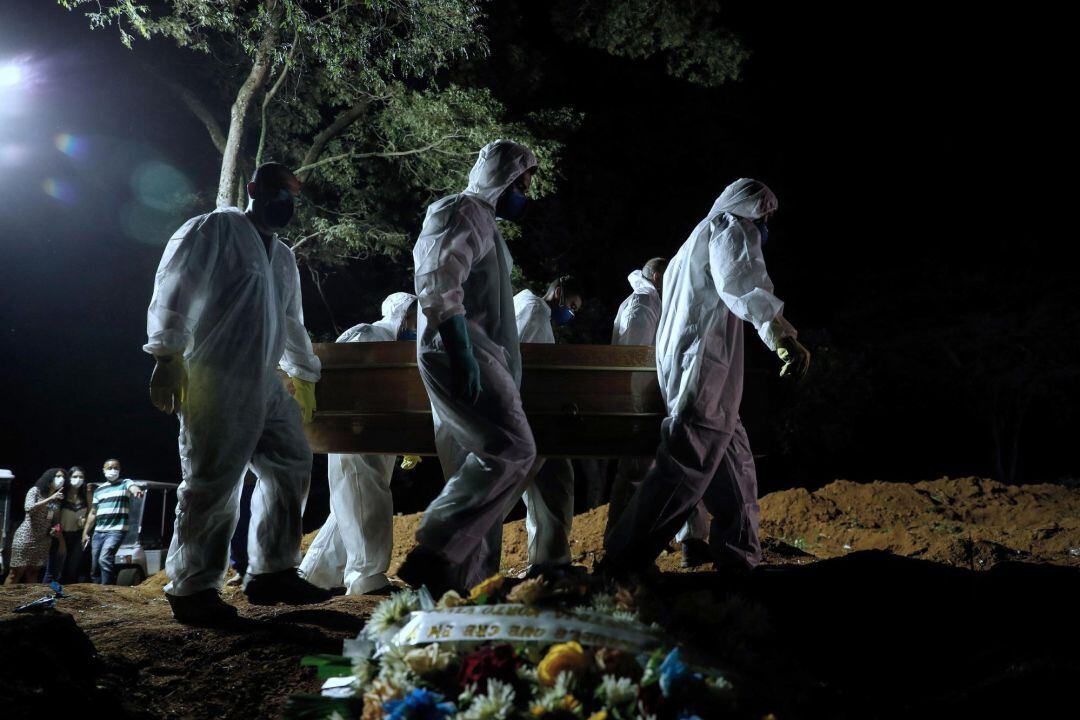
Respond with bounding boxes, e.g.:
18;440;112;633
295;99;372;182
256;28;301;167
295;134;464;175
217;4;282;207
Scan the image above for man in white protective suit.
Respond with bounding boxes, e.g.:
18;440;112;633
603;178;811;576
511;275;585;575
397;140;539;595
299;292;418;596
605;257;712;569
145;162;331;625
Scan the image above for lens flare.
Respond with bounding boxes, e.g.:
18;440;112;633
131;161;194;211
54;133;88;159
42;178;76;202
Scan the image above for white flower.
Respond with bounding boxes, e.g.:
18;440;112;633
364;590;421;641
589;593;617;614
516;664;540;686
377;645;412;681
352;656;375;686
458;683;478;707
460;679;516;720
532;671;578;712
596;675;638;710
612;610;640;624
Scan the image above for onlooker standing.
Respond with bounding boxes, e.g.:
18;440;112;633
45;466;90;583
5;468;65;584
82;459;144;585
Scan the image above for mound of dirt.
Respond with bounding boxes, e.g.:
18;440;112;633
759;476;1080;568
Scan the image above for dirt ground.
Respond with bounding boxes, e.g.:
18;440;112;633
3;477;1079;719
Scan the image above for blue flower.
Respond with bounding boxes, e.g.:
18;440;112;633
658;649;702;699
383;688;457;720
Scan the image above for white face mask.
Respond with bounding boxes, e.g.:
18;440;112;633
104;469;120;481
51;477;64;489
70;478;84;488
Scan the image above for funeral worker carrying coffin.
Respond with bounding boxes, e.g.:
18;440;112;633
507;275;585;579
144;162;330;625
606;258;711;569
602;178;811;578
398;140;540;595
300;292;419;596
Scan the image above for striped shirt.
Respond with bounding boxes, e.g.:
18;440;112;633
92;480;134;532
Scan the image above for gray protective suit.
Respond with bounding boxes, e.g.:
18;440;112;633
300;292;416;594
513;289;575;569
606;270;708;544
412;140;538;587
605;179;796;569
144;207;321;596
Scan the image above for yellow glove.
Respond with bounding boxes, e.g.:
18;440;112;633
777;336;811;379
401;455;422;471
150;354;187;414
289;377;317;424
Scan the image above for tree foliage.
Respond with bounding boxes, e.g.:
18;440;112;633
60;0;491;206
552;0;749;87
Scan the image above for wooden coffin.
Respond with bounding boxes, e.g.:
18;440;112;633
301;341;664;457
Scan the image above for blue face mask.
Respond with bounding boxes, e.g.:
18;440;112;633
495;187;528;222
551;304;576;326
753;218;769;247
399;329;417;341
263;188;295;228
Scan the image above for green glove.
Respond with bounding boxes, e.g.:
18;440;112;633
438;314;482;405
777;336;811;379
150;354;188;415
289;377;317;424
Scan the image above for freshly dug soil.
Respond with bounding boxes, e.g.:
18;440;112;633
3;477;1078;719
759;476;1080;568
375;476;1080;575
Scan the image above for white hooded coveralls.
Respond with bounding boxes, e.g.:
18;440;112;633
300;292;416;594
605;179;795;569
607;270;708;544
512;289;575;569
144;207;321;596
412;140;538;587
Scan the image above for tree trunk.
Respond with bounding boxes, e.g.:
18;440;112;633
217;14;280;207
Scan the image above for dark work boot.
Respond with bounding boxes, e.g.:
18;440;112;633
680;538;712;569
166;589;239;626
396;548;461;598
243;568;333;606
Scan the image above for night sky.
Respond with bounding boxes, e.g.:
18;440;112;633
1;1;1073;529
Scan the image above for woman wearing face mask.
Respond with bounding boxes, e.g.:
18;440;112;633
45;466;90;583
5;468;66;584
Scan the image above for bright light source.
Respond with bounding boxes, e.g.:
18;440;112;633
0;64;22;87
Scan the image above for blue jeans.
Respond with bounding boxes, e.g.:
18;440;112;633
91;531;124;585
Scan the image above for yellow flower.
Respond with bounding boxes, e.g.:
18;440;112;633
537;641;590;686
588;711;608;720
531;705;547;717
436;589;470;608
469;574;506;601
562;695;582;712
507;577;548;605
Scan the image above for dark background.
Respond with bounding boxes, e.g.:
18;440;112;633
1;2;1074;539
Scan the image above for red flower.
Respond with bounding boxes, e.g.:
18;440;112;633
457;644;520;692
